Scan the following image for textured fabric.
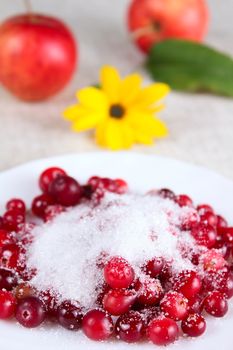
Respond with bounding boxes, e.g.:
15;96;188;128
0;0;232;179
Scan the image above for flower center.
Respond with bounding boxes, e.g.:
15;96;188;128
109;104;125;119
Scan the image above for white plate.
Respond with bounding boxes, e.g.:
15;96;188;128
0;152;232;350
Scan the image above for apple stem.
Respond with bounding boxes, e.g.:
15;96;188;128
131;25;156;40
23;0;33;14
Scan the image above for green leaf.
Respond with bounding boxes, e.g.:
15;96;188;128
146;39;233;97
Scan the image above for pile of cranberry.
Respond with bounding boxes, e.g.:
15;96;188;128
0;167;233;346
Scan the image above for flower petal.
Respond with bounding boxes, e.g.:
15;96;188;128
134;83;170;108
63;105;87;121
77;87;108;111
120;73;142;107
71;112;105;132
100;66;121;103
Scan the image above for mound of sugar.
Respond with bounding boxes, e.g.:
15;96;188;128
27;192;197;308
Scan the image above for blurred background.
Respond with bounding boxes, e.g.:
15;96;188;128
0;0;232;178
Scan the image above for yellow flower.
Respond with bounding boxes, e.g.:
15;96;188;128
64;65;170;150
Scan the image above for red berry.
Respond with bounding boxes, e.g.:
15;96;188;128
31;194;54;218
203;270;233;298
181;313;206;337
3;210;25;232
15;296;46;328
147;316;179;346
0;229;14;247
49;175;82;207
173;270;202;299
135;277;164;306
87;176;101;190
104;256;134;289
181;210;199;230
175;194;193;207
144;257;164;277
0;268;18;290
6;199;26;214
191;223;216;248
219;227;233;246
200;211;217;227
44;205;64;222
202;250;226;271
103;289;137;316
0;290;16;319
39;167;67;193
160;291;189;321
0;243;20;269
113;179;128;194
82;309;114;341
38;289;59;317
0;216;3;229
57;300;83;330
157;188;175;200
197;204;214;214
203;291;228;317
216;215;228;229
188;295;204;313
115;311;144;343
14;283;36;300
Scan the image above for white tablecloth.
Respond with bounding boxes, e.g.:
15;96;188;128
0;0;233;179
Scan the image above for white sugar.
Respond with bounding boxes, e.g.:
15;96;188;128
27;192;198;308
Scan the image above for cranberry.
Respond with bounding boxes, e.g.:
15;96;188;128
104;256;134;289
0;290;16;319
87;176;101;190
0;268;18;290
103;289;137;316
0;243;20;269
57;300;83;330
200;211;217;227
203;291;228;317
181;313;206;337
216;215;228;229
3;210;25;232
31;194;54;218
175;194;193;207
157;188;175;200
144;257;164;277
219;227;233;246
82;309;114;341
181;211;199;230
113;179;128;194
92;187;105;205
135;277;163;306
115;311;144;343
39;167;67;193
191;223;216;248
159;261;173;282
160;291;189;321
44;205;64;222
14;283;35;300
203;270;233;299
0;216;3;229
202;250;226;271
15;296;46;328
138;306;160;325
38;289;59;317
197;204;214;214
173;270;202;299
188;295;204;313
49;175;82;207
6;199;26;214
0;229;14;247
147;316;179;346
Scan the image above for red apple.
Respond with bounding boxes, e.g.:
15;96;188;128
127;0;209;53
0;14;77;101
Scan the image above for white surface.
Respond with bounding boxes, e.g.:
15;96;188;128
0;152;233;350
0;1;233;179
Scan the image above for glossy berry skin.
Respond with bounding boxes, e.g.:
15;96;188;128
15;296;46;328
197;204;214;214
147;316;179;346
203;270;233;299
3;210;25;232
57;300;83;330
39;167;67;193
219;227;233;246
181;313;206;337
82;309;114;341
104;256;134;289
191;223;216;248
160;291;189;321
38;289;59;317
49;175;82;207
0;290;16;319
216;215;228;229
14;283;36;300
202;250;226;272
0;243;20;269
0;268;18;290
0;229;14;247
115;311;144;343
203;291;228;317
175;194;193;207
144;257;164;277
181;210;199;231
173;270;202;299
135;277;163;306
103;289;137;316
6;199;26;213
0;216;3;229
200;211;217;227
31;194;54;218
157;188;175;200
